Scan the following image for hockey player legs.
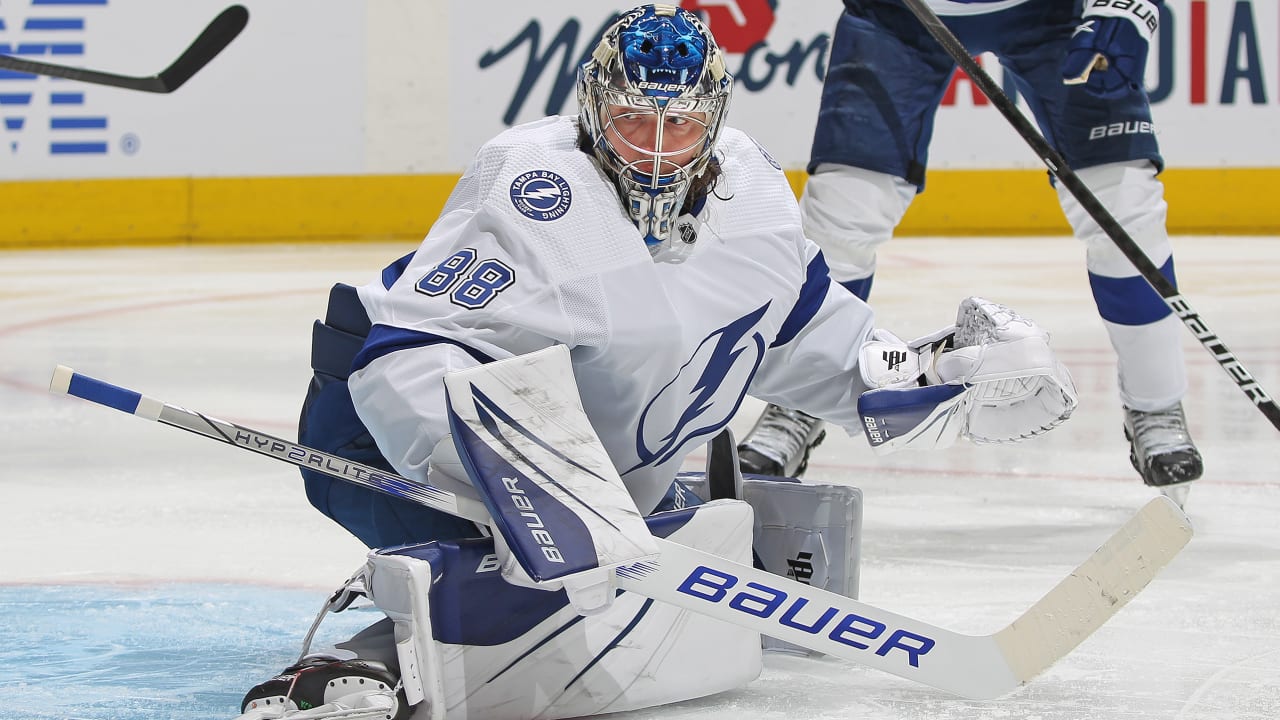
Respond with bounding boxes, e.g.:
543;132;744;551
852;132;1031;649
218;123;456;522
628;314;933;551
743;0;1205;503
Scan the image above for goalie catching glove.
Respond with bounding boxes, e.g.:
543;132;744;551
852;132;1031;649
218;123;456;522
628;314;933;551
857;297;1077;452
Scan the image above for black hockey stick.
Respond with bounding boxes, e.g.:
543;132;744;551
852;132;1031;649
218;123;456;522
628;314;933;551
0;5;248;93
899;0;1280;432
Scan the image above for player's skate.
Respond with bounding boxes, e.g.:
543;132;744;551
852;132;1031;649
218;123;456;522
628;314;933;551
236;655;408;720
737;403;826;477
1124;402;1203;507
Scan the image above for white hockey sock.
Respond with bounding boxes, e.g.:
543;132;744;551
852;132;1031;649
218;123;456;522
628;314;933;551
1104;314;1188;411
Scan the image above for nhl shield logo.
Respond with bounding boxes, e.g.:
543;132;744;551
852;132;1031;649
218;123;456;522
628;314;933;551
510;170;572;221
677;220;698;245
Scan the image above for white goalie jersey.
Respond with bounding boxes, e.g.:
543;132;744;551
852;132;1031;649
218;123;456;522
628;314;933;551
347;115;878;514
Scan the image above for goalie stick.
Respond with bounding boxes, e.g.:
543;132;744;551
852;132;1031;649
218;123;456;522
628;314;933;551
48;363;1192;700
0;5;248;93
897;0;1280;433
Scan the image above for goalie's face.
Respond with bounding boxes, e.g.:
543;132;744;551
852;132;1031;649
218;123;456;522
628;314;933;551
602;103;710;182
575;5;732;257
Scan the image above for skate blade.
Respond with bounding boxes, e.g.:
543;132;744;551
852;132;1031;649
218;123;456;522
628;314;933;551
1158;482;1192;510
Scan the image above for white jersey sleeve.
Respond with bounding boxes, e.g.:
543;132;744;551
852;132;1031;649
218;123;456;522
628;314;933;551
746;239;877;437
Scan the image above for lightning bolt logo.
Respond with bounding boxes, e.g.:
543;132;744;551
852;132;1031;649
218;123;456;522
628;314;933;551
629;303;770;470
520;186;562;201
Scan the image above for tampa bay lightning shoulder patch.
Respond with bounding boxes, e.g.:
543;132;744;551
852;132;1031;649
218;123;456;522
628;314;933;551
509;170;573;221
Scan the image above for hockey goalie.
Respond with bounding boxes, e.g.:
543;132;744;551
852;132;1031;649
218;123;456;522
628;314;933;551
230;5;1080;719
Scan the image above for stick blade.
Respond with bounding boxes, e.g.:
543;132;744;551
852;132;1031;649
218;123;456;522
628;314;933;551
157;5;250;92
994;495;1193;684
0;5;247;93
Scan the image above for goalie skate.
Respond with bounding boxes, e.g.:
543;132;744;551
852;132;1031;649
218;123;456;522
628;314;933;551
737;404;826;477
237;656;409;720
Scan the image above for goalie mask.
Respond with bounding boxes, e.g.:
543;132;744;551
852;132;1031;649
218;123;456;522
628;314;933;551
577;4;733;259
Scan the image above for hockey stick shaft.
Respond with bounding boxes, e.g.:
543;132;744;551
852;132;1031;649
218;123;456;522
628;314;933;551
48;365;486;522
48;364;1191;699
898;0;1280;432
0;5;248;93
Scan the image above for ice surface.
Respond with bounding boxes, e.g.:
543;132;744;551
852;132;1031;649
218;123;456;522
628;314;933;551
2;237;1277;719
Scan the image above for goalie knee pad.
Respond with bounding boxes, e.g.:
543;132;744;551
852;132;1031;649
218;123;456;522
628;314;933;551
676;471;864;655
743;479;862;600
742;477;863;655
358;499;761;720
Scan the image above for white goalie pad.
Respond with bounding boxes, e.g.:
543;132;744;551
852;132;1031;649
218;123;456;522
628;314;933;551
443;346;658;613
362;499;762;720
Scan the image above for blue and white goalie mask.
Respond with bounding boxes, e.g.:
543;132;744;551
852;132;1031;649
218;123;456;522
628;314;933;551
577;4;732;259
